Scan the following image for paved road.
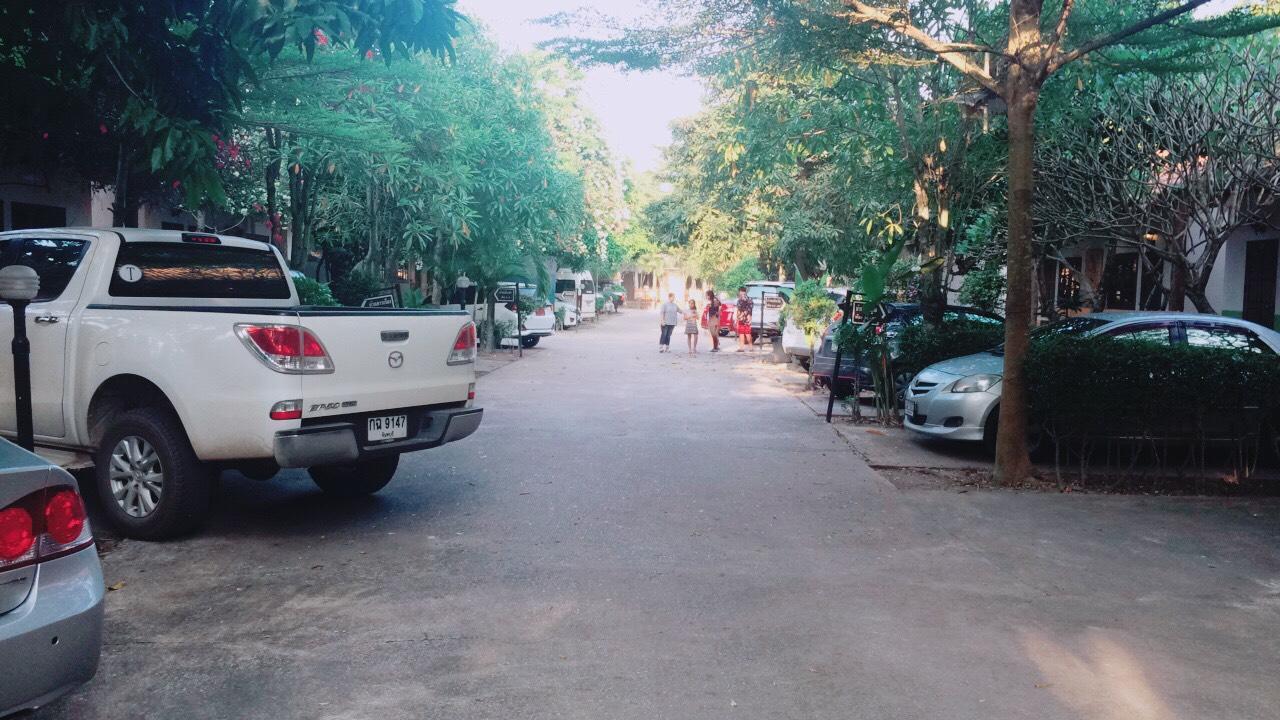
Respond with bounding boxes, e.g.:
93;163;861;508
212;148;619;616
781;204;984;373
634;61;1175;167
42;310;1280;719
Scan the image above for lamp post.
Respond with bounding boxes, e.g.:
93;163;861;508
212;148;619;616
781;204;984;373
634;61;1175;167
0;266;40;450
456;274;472;311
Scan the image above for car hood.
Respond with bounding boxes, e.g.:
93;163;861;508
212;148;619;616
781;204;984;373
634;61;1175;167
921;351;1004;379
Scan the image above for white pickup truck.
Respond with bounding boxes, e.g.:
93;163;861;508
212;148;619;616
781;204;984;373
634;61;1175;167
0;228;483;539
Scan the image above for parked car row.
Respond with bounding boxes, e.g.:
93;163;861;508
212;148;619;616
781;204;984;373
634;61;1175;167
902;311;1280;453
791;296;1280;457
809;303;1003;391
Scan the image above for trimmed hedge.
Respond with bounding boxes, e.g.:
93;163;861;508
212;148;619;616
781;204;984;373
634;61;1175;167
1025;335;1280;445
293;276;340;306
894;319;1004;379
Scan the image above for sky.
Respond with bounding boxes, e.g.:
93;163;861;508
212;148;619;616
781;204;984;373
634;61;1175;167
457;0;703;174
458;0;1250;174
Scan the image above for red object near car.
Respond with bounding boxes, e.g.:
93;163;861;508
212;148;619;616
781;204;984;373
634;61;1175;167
699;303;737;337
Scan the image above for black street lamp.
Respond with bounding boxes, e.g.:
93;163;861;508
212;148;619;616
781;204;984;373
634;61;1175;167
0;265;39;450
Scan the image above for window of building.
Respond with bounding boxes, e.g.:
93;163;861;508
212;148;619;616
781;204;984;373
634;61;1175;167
1103;254;1138;310
10;202;67;230
1056;258;1081;309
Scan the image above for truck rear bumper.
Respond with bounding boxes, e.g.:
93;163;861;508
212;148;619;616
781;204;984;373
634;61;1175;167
273;407;483;468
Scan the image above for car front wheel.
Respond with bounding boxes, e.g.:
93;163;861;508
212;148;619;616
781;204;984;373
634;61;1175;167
95;407;212;539
309;455;399;497
982;406;1043;459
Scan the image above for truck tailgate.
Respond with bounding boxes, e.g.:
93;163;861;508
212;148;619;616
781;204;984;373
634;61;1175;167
295;308;473;420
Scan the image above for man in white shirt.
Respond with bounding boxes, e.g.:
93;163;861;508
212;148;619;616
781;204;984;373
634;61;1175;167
658;293;680;353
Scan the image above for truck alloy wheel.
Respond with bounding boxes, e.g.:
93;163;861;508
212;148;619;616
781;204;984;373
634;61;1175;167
108;436;164;518
94;408;212;539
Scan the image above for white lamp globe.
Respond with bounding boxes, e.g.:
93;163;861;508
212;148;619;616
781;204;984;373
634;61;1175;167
0;265;39;301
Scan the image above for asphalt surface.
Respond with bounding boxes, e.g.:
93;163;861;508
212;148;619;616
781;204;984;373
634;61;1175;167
39;310;1280;719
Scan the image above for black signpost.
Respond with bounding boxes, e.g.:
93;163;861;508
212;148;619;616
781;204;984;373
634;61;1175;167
515;281;523;358
826;290;856;424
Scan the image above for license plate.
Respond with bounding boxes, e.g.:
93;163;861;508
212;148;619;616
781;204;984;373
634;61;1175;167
905;401;916;418
367;414;408;442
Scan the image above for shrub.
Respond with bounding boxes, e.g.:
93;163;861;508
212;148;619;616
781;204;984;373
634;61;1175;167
1026;335;1280;447
329;270;384;307
781;279;837;348
895;318;1004;379
293;276;340;307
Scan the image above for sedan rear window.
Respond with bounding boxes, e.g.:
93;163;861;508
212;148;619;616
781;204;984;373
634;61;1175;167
109;242;290;299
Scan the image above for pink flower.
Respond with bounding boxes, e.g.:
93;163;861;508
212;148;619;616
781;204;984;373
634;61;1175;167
99;124;108;135
40;132;48;140
171;180;181;189
365;49;374;60
313;28;330;47
211;133;220;142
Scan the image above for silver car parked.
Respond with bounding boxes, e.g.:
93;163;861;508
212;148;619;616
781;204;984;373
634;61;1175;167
903;312;1280;453
0;440;104;717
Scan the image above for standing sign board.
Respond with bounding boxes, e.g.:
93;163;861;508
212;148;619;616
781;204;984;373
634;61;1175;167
361;287;400;308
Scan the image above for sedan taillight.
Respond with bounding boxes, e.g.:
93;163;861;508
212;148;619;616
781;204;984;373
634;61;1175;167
0;487;92;572
236;324;335;374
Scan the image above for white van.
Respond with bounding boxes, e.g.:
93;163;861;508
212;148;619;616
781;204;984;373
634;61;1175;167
555;270;598;322
474;282;556;348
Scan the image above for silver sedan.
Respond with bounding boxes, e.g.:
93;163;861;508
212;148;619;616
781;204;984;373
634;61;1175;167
0;440;104;717
903;312;1280;453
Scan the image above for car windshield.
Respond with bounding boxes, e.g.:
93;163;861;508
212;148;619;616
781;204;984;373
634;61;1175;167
989;316;1109;355
1030;317;1109;339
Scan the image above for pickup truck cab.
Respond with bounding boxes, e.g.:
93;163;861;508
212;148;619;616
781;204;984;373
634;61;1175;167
0;228;483;538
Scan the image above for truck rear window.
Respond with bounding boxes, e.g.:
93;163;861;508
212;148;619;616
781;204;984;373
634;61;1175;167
109;242;291;299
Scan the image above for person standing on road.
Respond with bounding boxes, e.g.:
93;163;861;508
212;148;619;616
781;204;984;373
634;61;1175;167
734;286;754;353
704;289;722;352
684;299;701;355
658;293;680;353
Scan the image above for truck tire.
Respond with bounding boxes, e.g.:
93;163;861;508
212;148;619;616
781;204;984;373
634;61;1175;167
521;335;540;348
309;455;399;497
94;407;212;539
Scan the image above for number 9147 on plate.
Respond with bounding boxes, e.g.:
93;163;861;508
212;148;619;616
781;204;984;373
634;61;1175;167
367;414;408;441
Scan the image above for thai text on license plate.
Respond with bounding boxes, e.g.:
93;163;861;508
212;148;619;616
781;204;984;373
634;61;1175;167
368;414;408;441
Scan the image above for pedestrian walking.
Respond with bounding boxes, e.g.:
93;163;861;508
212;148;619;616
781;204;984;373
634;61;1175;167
734;286;754;353
684;299;700;355
704;289;722;352
658;293;680;352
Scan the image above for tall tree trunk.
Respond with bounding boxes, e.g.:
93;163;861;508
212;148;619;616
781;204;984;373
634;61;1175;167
288;164;313;270
1167;258;1187;311
1184;284;1215;314
111;143;133;227
264;129;283;254
994;1;1042;485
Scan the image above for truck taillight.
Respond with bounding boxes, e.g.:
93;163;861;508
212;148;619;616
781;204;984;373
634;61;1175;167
0;487;92;572
236;324;335;374
448;322;477;365
269;399;303;420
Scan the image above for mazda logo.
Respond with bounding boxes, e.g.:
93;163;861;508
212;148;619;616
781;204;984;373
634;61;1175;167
388;351;404;369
